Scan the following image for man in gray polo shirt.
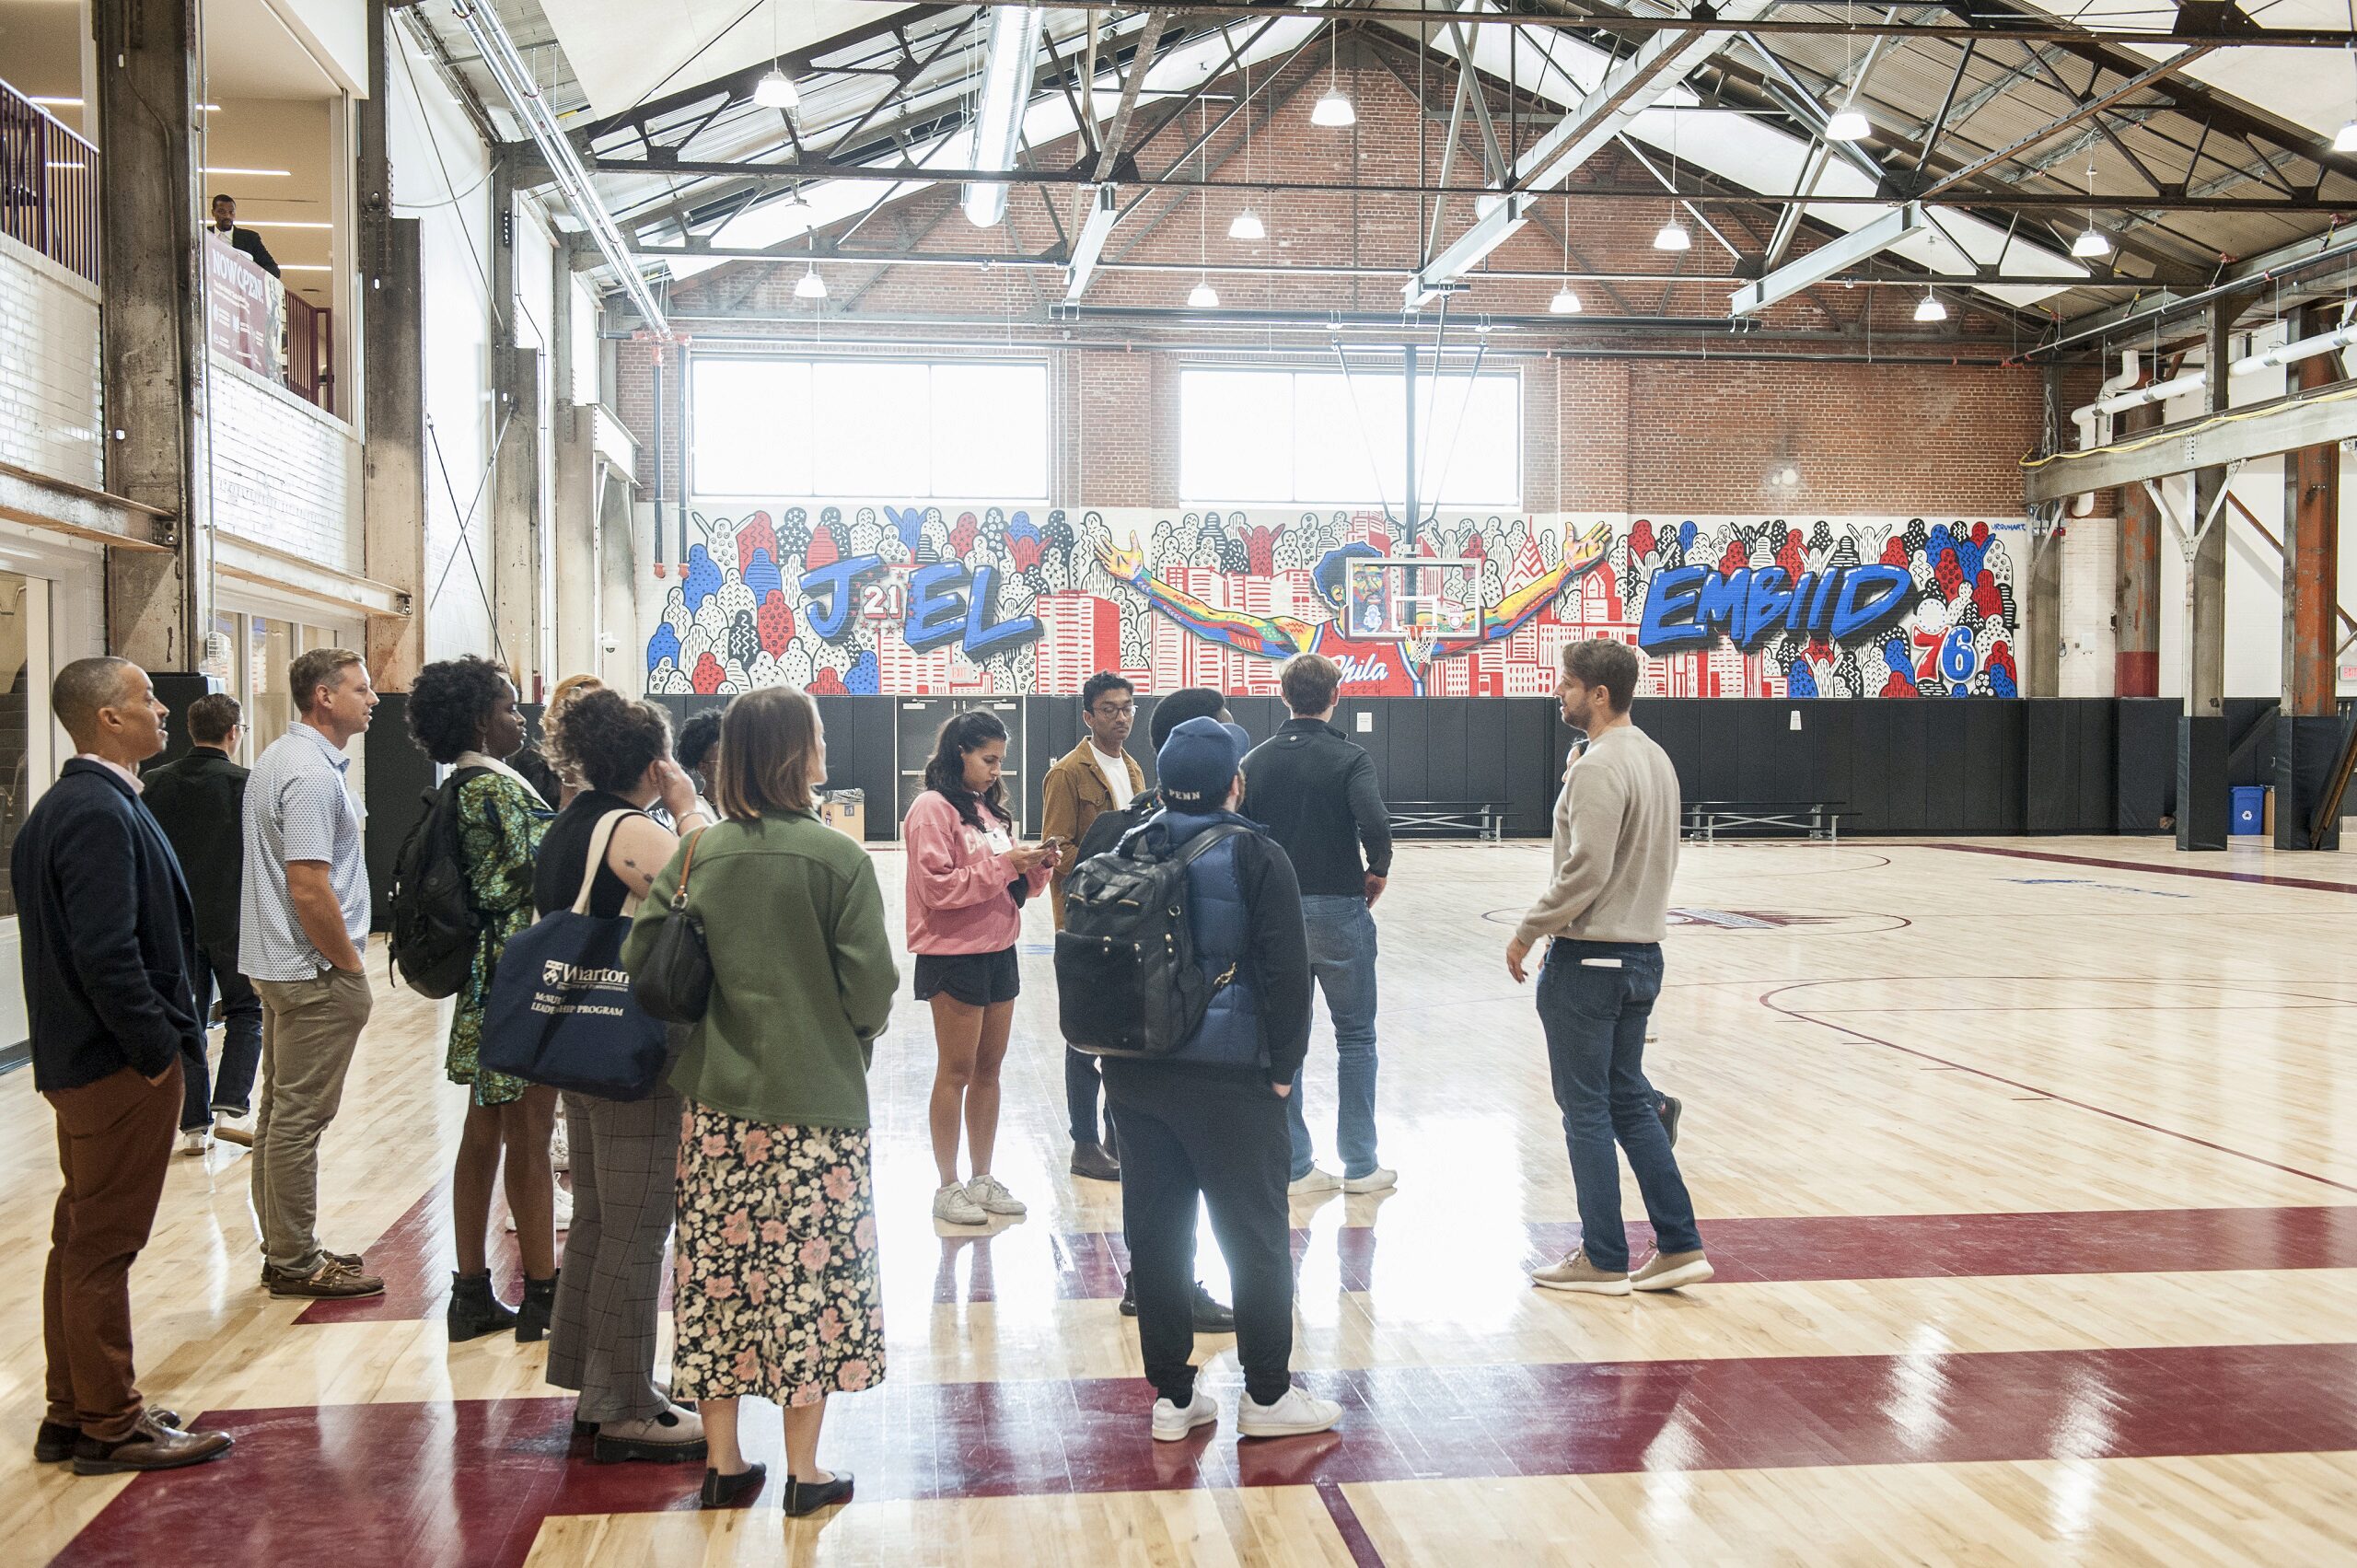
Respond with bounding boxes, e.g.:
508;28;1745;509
240;648;385;1298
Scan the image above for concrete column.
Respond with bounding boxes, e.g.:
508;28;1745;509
2112;400;2164;696
2021;369;2062;698
96;0;209;669
551;273;598;679
492;350;544;695
359;2;425;688
2177;301;2236;850
2276;300;2344;849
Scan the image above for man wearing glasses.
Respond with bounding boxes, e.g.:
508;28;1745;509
1040;673;1145;1182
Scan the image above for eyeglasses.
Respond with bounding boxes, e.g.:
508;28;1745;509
1091;703;1135;718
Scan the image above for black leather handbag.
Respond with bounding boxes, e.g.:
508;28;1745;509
634;828;714;1024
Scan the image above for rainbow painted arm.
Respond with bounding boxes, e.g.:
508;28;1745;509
1097;540;1310;657
1438;521;1614;653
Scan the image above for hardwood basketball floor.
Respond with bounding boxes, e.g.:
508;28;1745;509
6;837;2353;1565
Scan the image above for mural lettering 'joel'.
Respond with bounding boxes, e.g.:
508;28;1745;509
644;505;2020;700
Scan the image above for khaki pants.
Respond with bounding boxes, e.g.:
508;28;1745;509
250;969;372;1274
44;1062;180;1441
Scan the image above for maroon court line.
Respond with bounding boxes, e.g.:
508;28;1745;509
1762;981;2357;1197
1922;841;2357;895
1317;1479;1389;1568
303;1188;2357;1326
55;1342;2357;1567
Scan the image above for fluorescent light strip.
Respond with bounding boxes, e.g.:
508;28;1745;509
238;220;332;229
28;96;81;109
203;166;291;177
279;264;332;272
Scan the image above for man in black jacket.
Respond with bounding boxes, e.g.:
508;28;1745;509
141;692;261;1153
210;194;280;278
1239;653;1395;1197
10;657;235;1476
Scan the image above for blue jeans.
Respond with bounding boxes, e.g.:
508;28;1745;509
1287;895;1381;1180
1534;939;1701;1272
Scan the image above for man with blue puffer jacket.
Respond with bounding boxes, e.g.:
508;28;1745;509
1100;716;1341;1446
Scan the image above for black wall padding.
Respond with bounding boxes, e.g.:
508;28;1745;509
2223;699;2279;787
363;691;434;931
2177;714;2230;849
2273;714;2351;850
2022;701;2110;836
2115;698;2178;834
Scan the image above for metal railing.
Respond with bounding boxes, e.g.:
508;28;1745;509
0;77;98;284
284;291;333;412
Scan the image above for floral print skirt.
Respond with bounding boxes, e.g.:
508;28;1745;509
670;1103;884;1406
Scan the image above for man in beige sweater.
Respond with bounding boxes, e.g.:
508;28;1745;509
1506;639;1712;1296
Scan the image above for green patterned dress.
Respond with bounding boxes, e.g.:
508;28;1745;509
446;767;551;1107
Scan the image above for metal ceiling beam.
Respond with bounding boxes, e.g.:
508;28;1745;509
938;1;2355;48
2024;383;2357;504
1919;45;2218;198
586;157;2357;211
1733;203;1934;317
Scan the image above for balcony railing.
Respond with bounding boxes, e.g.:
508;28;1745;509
285;289;333;411
0;77;98;284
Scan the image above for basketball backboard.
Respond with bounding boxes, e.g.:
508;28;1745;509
1341;557;1484;641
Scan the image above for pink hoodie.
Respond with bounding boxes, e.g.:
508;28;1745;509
901;790;1051;955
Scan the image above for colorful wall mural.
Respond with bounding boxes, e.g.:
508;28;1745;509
644;504;2022;699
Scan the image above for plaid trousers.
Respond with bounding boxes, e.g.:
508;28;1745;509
544;1082;684;1423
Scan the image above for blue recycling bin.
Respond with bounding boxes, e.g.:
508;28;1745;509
2230;785;2267;835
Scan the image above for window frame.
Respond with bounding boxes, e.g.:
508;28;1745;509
1178;365;1522;511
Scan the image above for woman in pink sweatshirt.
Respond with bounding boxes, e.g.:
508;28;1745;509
902;711;1056;1227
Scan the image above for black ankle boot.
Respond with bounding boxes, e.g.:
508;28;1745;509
514;1272;559;1343
446;1271;517;1342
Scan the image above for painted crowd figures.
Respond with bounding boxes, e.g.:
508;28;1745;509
648;504;2020;702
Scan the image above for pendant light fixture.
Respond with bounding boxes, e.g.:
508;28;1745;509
1654;109;1691;250
754;0;798;110
1189;100;1218;308
1229;58;1267;240
2070;157;2110;259
1913;288;1945;323
796;222;826;299
1312;23;1355;127
1823;0;1866;141
1549;195;1581;314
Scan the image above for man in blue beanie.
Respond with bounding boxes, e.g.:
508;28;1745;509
1102;716;1339;1443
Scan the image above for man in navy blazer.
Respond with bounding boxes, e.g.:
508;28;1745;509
10;656;234;1475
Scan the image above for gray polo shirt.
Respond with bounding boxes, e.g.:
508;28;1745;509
240;722;370;981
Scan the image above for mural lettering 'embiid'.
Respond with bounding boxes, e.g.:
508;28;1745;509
644;504;2022;700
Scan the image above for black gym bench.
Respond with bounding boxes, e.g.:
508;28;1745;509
1682;800;1854;843
1388;800;1505;843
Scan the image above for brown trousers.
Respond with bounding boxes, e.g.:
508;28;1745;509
43;1060;181;1441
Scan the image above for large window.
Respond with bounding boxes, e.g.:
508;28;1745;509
691;357;1049;501
1180;367;1519;509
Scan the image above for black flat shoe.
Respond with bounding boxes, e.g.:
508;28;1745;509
1190;1283;1237;1334
1657;1094;1683;1148
515;1272;559;1343
700;1462;767;1509
33;1421;76;1464
1070;1141;1122;1181
784;1469;854;1516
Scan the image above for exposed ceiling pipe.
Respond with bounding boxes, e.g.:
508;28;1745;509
963;2;1048;228
447;0;668;332
2070;350;2142;517
2227;318;2357;377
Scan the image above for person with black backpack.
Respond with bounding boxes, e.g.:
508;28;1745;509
1073;716;1340;1444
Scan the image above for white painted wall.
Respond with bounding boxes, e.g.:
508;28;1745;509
0;237;101;487
386;16;494;664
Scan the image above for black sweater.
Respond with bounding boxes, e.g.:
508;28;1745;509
1239;718;1393;896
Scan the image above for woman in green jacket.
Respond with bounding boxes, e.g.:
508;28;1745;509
622;685;898;1516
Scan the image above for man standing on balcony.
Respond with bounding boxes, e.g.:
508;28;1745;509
210;194;279;278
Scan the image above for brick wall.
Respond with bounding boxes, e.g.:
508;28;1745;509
0;235;103;487
207;355;362;573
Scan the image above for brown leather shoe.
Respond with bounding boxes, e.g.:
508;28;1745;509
267;1256;385;1298
37;1407;180;1464
70;1411;232;1475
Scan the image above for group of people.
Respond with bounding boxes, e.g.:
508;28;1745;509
16;632;1711;1511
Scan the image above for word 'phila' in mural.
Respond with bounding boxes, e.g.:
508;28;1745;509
644;505;2020;699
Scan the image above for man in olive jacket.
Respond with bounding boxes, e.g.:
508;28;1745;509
1039;673;1144;1181
140;693;261;1149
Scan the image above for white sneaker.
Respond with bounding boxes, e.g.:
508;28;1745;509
933;1182;989;1226
591;1401;706;1462
1287;1167;1341;1197
178;1128;214;1157
965;1173;1028;1217
1237;1387;1342;1438
1151;1391;1220;1443
1341;1167;1397;1194
551;1112;571;1173
505;1183;575;1233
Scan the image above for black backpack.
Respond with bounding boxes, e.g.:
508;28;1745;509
387;765;489;998
1056;820;1248;1058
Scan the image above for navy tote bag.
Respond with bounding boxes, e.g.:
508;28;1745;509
483;811;671;1099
